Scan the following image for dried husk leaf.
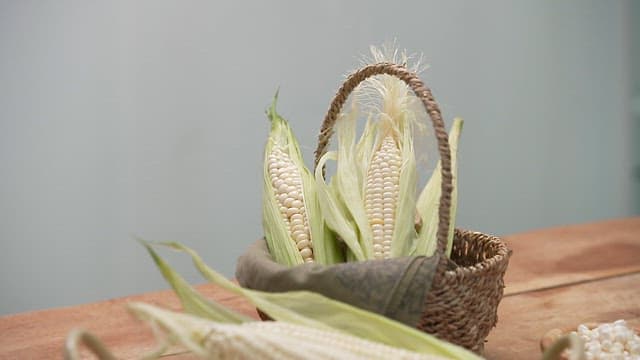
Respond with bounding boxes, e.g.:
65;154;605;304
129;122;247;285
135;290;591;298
413;118;463;257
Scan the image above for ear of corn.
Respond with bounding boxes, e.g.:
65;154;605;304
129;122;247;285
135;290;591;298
126;302;451;360
354;81;419;259
67;303;451;360
356;116;418;259
316;83;419;260
144;241;481;360
412;118;463;257
263;94;343;266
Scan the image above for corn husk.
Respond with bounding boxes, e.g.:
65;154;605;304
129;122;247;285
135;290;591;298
65;329;117;360
541;333;586;360
315;106;370;260
315;150;365;261
413;118;463;257
140;239;251;324
262;94;342;266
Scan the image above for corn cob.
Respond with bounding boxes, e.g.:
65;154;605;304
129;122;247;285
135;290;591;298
262;95;342;266
126;302;450;360
316;47;420;260
267;145;314;262
365;134;403;258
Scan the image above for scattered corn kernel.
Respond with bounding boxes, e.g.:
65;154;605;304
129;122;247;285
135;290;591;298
575;320;640;360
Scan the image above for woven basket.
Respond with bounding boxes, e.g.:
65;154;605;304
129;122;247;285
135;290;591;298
259;63;511;353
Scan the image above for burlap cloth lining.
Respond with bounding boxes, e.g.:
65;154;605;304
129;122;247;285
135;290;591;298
236;239;439;327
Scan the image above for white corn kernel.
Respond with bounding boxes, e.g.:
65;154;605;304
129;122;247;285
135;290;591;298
364;136;401;260
575;320;639;360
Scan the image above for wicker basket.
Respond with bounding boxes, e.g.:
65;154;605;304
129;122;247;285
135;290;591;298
254;63;511;353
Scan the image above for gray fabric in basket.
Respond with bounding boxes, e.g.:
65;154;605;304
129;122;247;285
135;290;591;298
235;239;439;327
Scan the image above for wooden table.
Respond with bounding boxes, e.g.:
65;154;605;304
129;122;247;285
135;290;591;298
2;217;639;359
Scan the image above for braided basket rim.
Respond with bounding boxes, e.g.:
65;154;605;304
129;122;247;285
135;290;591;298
444;228;511;278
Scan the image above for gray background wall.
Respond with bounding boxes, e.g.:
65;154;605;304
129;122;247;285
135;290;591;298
1;1;636;316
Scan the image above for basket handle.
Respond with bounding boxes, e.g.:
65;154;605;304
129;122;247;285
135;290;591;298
314;62;453;265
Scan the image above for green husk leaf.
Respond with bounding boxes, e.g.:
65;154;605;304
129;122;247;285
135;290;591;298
139;240;251;324
414;118;463;257
390;114;418;257
145;241;334;332
355;117;377;182
263;93;342;266
541;333;586;360
302;174;343;266
314;151;365;261
145;241;481;360
65;329;117;360
330;105;375;259
127;302;214;358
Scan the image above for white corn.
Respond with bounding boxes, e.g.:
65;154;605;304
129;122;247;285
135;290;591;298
201;321;446;360
66;305;450;360
572;320;640;360
263;96;342;266
126;303;448;360
268;145;314;263
365;135;402;259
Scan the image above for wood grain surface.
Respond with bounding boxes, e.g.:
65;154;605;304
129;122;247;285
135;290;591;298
1;217;639;359
502;217;640;295
485;273;640;359
0;284;259;359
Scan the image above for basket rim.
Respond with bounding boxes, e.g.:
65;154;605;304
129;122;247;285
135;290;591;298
444;228;511;278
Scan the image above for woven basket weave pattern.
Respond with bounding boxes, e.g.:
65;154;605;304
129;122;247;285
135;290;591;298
419;230;510;352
